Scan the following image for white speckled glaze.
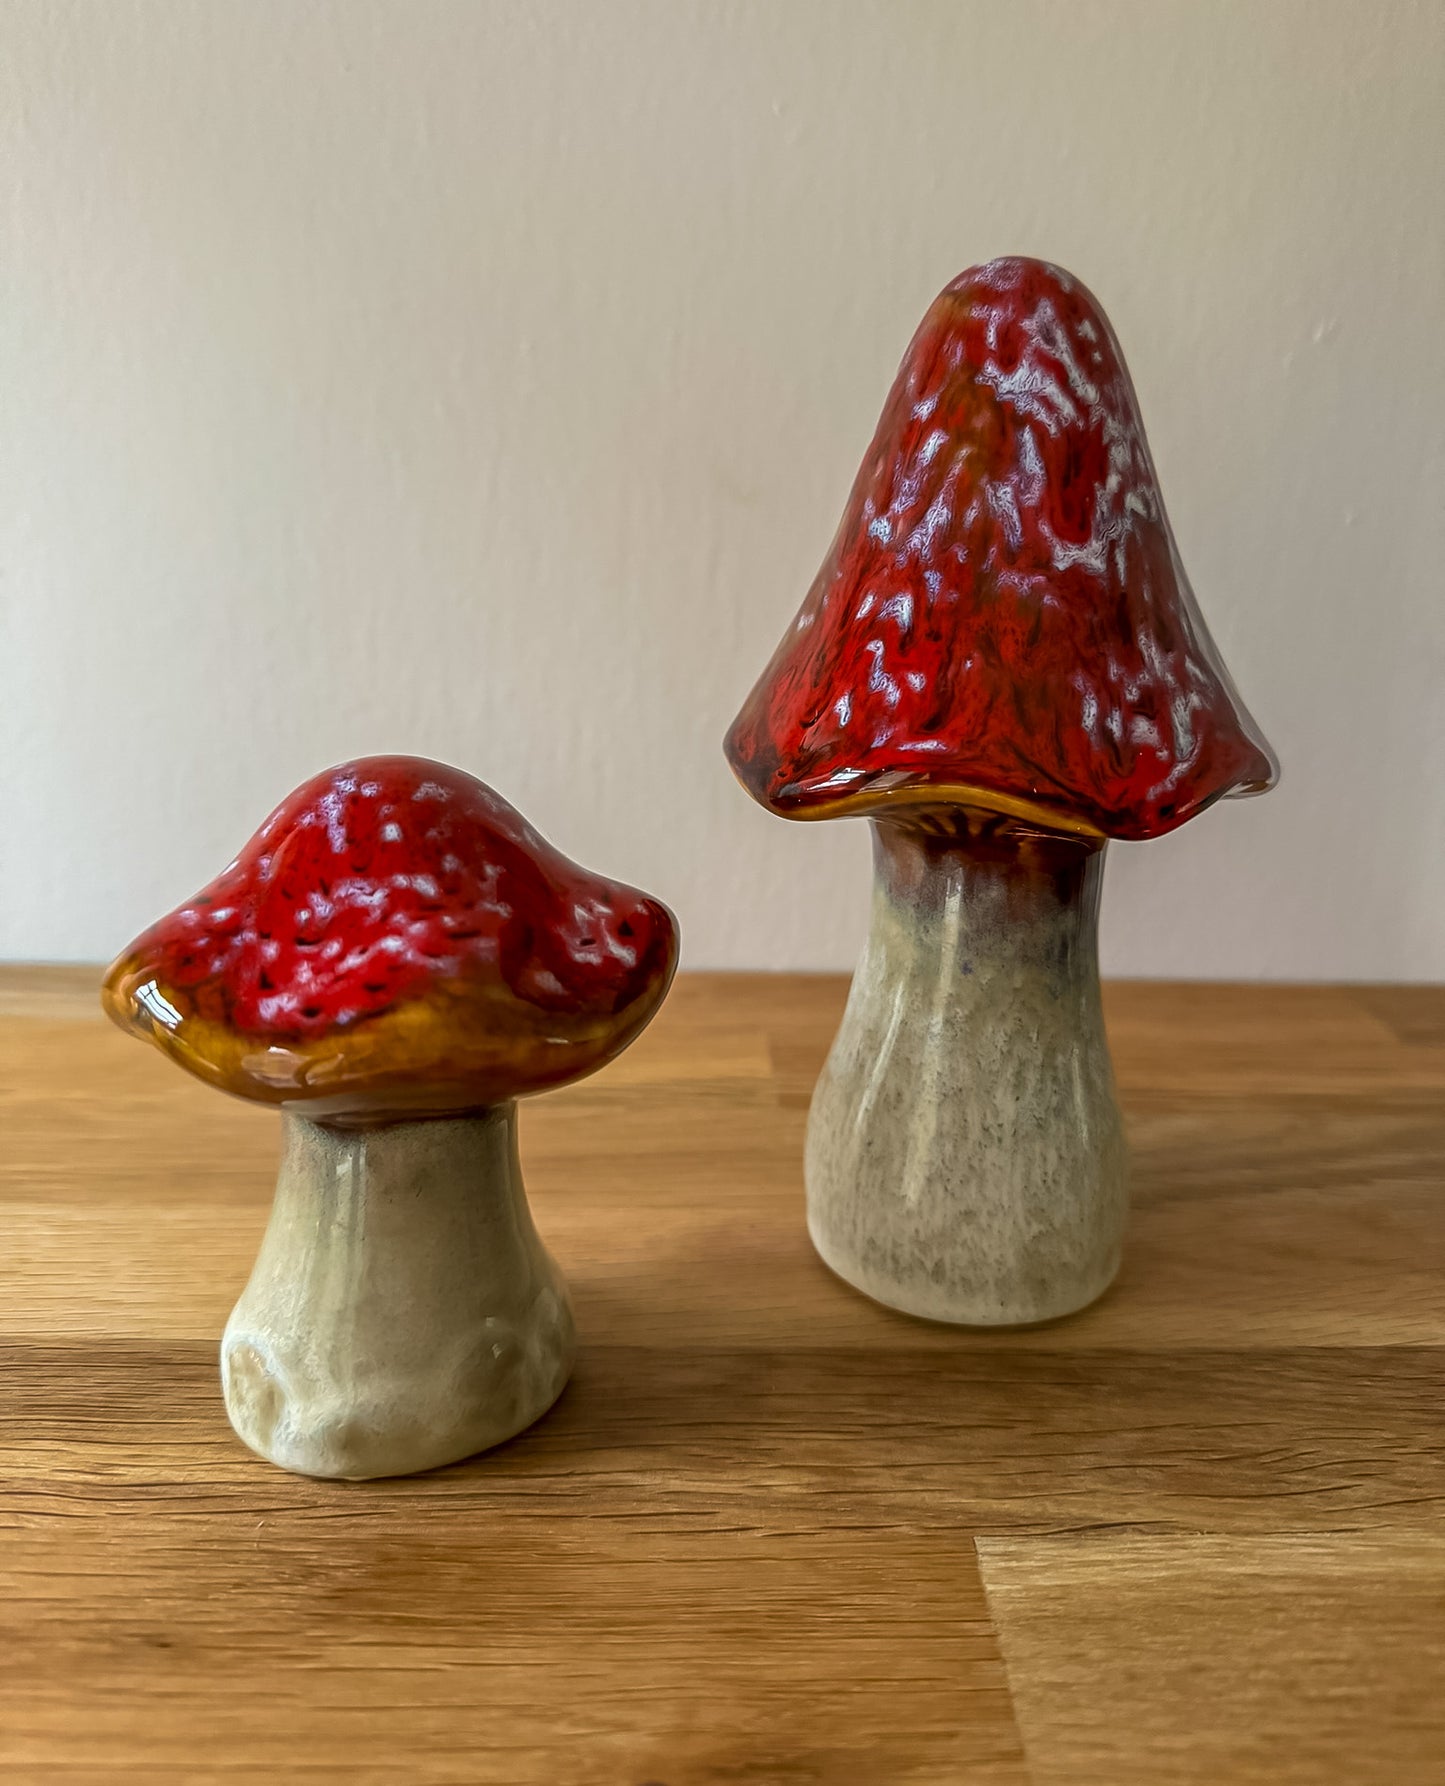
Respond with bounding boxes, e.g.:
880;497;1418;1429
806;818;1127;1326
222;1108;574;1479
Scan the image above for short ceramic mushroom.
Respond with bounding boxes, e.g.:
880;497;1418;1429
725;256;1277;1327
103;756;678;1478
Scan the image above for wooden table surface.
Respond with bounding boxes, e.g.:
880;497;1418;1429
1;966;1442;1784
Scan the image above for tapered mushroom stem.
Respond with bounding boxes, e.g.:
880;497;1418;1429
221;1107;575;1479
805;816;1127;1326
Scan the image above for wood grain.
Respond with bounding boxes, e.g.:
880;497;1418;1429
1;1519;1025;1785
1;967;1442;1782
978;1533;1445;1785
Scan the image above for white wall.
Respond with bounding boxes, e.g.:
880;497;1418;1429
2;0;1441;979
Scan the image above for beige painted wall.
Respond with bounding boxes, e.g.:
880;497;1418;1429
3;0;1441;977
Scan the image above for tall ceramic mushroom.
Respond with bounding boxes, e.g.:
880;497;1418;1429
103;757;678;1477
725;257;1277;1326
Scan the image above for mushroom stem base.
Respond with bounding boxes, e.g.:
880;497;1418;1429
221;1108;574;1479
805;819;1127;1326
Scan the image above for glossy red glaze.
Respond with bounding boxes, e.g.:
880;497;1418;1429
118;757;675;1041
726;257;1276;840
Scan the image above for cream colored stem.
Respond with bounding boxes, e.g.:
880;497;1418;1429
805;821;1128;1325
221;1108;574;1479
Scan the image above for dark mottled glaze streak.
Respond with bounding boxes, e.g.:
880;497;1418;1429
725;257;1276;840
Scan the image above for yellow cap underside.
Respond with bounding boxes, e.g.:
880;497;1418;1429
737;771;1108;841
101;956;657;1119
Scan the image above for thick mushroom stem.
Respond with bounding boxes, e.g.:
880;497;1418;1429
805;815;1127;1325
221;1107;574;1479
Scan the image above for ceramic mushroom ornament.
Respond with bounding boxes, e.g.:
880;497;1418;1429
726;257;1277;1326
103;757;678;1478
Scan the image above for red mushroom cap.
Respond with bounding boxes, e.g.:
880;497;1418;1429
725;257;1277;841
102;757;678;1122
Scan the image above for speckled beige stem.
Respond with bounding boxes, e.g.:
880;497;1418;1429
806;819;1127;1326
221;1108;575;1479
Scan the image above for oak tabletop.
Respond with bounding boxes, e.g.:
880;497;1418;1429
1;966;1442;1785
